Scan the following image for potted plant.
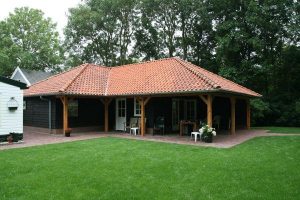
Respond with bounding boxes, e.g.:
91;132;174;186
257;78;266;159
7;135;13;144
65;128;72;137
200;125;216;143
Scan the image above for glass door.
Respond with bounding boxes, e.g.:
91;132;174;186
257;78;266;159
115;98;126;131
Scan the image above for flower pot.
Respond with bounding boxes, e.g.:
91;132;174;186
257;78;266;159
7;135;13;144
65;129;72;137
202;135;213;143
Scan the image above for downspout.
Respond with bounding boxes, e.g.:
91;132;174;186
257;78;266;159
40;96;52;133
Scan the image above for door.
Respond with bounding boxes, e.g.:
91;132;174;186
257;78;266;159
172;99;180;131
115;98;126;131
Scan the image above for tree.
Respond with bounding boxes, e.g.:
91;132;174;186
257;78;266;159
132;0;163;60
64;0;138;66
0;7;63;76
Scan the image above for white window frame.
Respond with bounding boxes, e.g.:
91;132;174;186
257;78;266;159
68;100;79;117
134;98;141;116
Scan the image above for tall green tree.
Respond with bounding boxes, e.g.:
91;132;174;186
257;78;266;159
64;0;138;66
0;7;63;76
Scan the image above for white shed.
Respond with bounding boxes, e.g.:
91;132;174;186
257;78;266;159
0;76;27;136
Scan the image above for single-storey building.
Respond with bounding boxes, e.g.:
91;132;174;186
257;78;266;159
24;57;261;136
0;76;27;138
11;67;53;87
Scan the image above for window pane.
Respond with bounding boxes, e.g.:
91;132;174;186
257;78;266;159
69;100;78;117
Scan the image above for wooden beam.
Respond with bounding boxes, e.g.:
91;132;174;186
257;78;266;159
246;99;250;129
207;95;213;127
144;97;151;106
230;97;236;135
100;98;112;105
199;95;208;105
62;96;68;135
100;98;112;132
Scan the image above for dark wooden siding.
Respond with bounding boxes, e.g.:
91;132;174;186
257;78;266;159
25;97;105;129
24;97;56;128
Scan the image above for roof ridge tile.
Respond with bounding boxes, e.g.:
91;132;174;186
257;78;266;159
59;64;89;92
28;64;88;88
107;57;175;69
104;68;111;96
182;59;262;97
173;57;220;89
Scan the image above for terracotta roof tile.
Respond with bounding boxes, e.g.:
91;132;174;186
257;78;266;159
24;57;261;97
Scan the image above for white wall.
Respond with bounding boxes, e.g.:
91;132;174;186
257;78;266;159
0;82;23;135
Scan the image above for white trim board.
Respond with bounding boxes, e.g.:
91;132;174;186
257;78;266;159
11;67;31;86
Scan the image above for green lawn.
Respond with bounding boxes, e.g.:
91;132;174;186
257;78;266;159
0;136;299;200
253;126;300;134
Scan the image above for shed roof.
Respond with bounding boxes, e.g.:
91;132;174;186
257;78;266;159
24;57;261;97
0;76;28;89
20;68;53;85
11;67;53;86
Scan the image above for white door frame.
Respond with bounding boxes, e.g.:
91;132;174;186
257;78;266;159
115;98;127;131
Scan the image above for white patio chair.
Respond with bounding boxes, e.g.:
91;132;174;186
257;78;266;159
191;129;203;142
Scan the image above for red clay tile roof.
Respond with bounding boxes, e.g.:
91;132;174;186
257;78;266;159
24;57;261;97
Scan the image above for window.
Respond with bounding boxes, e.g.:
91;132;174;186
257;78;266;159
68;100;78;117
184;100;197;120
134;98;141;116
23;100;26;110
118;99;126;117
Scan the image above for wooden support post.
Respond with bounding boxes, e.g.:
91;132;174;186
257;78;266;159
207;95;213;127
137;97;151;136
230;97;236;135
60;96;68;135
101;98;112;132
246;99;251;129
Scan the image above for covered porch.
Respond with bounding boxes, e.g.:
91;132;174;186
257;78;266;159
59;93;251;137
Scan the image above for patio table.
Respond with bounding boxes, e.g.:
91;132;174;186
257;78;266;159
179;120;197;136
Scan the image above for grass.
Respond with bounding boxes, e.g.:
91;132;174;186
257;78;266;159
0;136;299;200
253;126;300;134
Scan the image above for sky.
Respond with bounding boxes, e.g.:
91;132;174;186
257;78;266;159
0;0;83;37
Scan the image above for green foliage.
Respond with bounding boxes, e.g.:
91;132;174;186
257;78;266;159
64;0;138;66
0;7;63;76
250;99;271;126
0;137;299;199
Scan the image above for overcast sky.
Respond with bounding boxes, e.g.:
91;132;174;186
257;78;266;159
0;0;83;37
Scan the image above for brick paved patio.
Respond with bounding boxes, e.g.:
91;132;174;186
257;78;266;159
1;127;298;150
111;129;297;148
0;127;107;150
